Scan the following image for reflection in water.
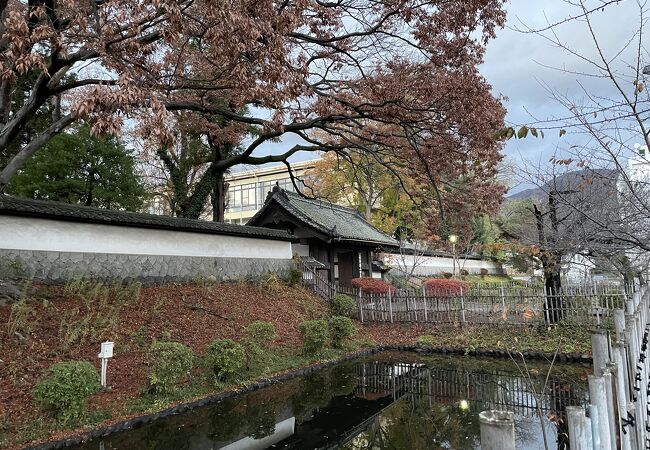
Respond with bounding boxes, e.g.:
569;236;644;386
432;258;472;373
76;353;588;450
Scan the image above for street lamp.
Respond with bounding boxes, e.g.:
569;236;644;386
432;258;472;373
449;234;458;277
643;65;650;76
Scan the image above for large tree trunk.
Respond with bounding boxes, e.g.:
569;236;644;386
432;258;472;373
543;260;563;324
0;113;76;192
534;200;564;324
212;171;227;222
177;165;215;219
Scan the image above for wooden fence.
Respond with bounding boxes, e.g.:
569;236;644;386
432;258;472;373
299;260;629;327
356;288;627;327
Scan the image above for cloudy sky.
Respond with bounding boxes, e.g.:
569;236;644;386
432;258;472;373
481;0;646;188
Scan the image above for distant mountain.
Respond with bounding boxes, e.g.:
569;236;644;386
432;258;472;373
506;169;618;202
507;187;543;201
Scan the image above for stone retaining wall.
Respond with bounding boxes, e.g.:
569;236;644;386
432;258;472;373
0;249;293;283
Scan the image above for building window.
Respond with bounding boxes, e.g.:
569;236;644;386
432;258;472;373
226;183;257;212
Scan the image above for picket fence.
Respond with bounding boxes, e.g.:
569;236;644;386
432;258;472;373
299;261;628;327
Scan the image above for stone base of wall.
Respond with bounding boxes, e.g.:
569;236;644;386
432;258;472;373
0;250;293;283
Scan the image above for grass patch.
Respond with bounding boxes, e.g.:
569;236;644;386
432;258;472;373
423;324;592;355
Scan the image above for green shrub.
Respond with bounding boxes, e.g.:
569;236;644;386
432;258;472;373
286;268;303;286
32;361;100;424
205;339;246;383
417;335;435;347
246;321;276;347
331;294;355;317
148;341;194;394
329;316;355;349
298;319;329;356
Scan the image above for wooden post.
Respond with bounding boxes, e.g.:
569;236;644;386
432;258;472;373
358;287;364;323
479;411;515;450
500;284;506;314
422;285;428;322
388;288;393;323
460;287;466;325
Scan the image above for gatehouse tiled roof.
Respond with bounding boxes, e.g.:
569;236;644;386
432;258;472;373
247;187;398;248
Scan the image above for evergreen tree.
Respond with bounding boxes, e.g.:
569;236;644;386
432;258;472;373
8;124;146;211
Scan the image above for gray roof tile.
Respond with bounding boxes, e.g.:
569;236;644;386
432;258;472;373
248;188;398;247
0;195;295;241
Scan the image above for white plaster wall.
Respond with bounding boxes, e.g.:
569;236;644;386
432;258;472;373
0;216;292;259
385;253;503;275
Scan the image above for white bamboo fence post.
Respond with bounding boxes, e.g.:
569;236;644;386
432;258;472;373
588;375;612;449
567;406;592;450
613;344;634;450
603;369;618;450
614;309;626;344
588;404;601;450
591;330;609;376
479;411;515;450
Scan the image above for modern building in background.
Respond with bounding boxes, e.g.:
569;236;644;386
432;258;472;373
224;159;320;224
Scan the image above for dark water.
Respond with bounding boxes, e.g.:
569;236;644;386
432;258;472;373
76;352;589;450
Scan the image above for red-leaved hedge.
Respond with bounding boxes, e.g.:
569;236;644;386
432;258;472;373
423;278;470;296
351;278;397;294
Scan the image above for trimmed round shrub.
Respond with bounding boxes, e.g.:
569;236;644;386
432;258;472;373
331;294;355;317
205;339;246;383
246;321;276;347
351;278;396;295
329;316;355;349
148;341;194;394
417;335;435;347
32;361;100;424
424;278;470;296
298;319;329;356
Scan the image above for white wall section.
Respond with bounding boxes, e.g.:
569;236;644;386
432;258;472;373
0;216;292;260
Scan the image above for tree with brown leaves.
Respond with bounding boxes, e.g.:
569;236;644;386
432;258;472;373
0;0;507;225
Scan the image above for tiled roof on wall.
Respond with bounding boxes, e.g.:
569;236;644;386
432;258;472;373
0;195;295;241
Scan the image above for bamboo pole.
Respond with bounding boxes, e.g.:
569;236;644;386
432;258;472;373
588;375;612;450
479;411;515;450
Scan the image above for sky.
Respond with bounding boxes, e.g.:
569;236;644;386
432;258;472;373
234;0;647;187
480;0;647;190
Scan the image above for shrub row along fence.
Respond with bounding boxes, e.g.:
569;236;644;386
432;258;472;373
562;286;650;450
299;260;629;327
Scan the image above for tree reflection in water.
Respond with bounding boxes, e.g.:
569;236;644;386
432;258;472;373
73;352;588;450
342;399;480;450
